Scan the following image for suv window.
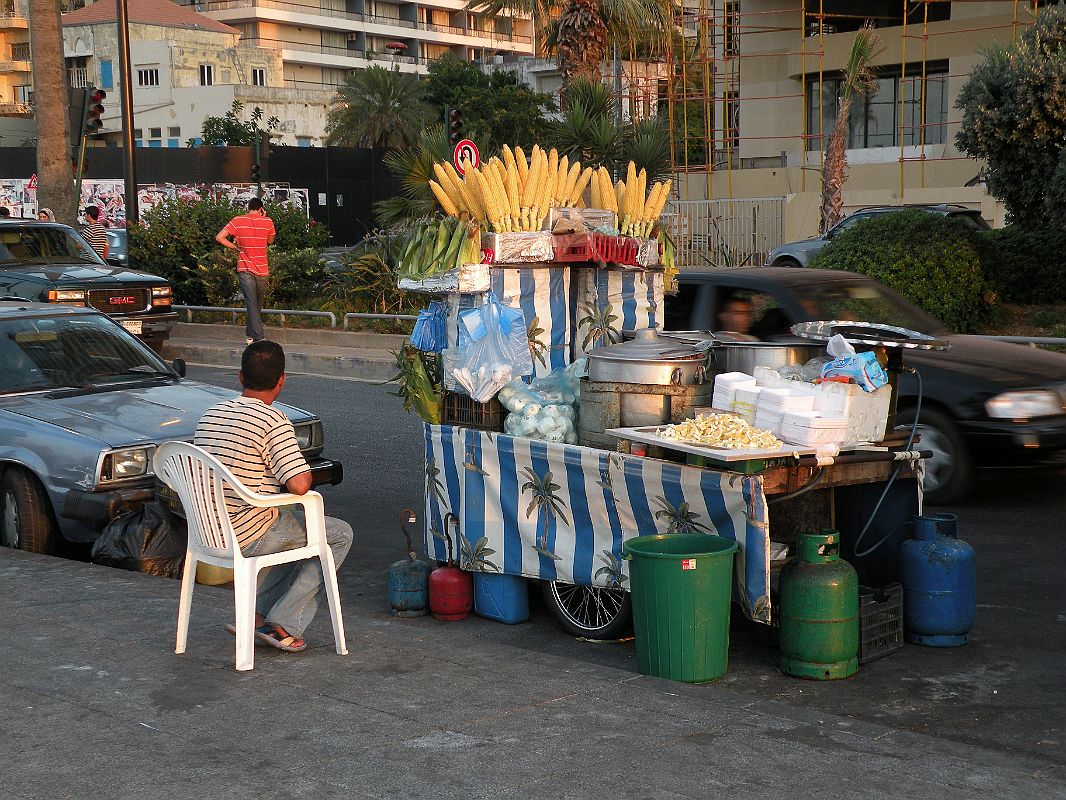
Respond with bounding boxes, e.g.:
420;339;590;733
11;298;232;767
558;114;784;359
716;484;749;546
0;226;101;265
664;282;699;331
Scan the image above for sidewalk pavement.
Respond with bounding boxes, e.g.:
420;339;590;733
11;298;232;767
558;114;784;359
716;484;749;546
162;323;405;382
2;548;1062;800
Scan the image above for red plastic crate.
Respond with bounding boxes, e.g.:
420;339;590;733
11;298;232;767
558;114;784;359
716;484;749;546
553;232;639;266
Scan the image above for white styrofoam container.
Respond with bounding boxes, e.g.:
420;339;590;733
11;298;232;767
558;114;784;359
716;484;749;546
757;387;816;413
813;382;892;443
753;408;783;435
779;411;849;447
713;372;756;411
733;385;762;423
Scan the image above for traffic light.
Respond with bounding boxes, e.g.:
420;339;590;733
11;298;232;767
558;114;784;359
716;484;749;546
448;107;462;146
68;87;87;150
251;162;261;182
84;88;106;134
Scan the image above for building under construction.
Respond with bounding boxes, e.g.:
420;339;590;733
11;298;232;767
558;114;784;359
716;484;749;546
645;0;1046;268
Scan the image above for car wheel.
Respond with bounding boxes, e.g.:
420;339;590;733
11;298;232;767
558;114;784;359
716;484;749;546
771;257;803;268
896;406;972;506
1;468;59;554
541;580;632;640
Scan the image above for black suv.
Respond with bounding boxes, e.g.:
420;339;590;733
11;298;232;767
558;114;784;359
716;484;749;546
0;220;175;350
766;205;991;268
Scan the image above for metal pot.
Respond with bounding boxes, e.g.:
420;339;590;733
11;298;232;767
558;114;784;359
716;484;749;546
587;328;708;386
706;341;825;375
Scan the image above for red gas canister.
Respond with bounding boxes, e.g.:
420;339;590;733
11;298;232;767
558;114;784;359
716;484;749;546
429;513;473;621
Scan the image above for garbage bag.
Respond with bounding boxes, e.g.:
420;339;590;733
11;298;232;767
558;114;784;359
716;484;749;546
91;501;188;578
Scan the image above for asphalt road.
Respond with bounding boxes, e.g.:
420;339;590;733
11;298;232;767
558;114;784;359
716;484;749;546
189;364;1066;767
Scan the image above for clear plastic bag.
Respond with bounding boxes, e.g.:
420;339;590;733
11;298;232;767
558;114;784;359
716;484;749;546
497;358;586;443
450;296;532;402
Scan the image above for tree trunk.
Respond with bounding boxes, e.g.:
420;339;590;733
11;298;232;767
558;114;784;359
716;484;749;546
556;0;609;90
819;96;852;234
29;0;75;225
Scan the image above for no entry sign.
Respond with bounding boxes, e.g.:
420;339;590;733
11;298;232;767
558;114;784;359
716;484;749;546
453;140;479;175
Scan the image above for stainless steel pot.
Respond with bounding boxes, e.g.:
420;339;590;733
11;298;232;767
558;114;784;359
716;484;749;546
587;328;708;386
706;341;825;375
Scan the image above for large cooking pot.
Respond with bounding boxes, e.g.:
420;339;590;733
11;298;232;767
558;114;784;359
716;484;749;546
706;340;825;375
587;328;707;386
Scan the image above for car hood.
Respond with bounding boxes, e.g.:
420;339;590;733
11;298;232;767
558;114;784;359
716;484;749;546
908;335;1066;389
1;379;315;448
0;263;166;285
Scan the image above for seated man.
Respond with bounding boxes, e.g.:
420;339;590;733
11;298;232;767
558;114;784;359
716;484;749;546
194;340;353;653
714;296;759;342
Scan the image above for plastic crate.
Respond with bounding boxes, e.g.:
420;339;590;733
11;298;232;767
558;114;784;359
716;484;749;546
441;391;506;432
553;232;639;266
859;583;904;664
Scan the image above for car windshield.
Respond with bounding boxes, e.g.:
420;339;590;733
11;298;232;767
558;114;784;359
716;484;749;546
0;225;103;265
0;313;171;394
790;280;950;335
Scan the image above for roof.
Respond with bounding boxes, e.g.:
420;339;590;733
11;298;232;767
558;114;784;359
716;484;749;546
63;0;239;35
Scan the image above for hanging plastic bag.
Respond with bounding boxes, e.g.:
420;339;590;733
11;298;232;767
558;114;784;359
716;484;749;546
497;358;586;444
450;295;533;402
410;300;448;353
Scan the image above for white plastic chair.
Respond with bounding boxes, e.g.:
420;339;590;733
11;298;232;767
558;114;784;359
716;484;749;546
154;441;348;671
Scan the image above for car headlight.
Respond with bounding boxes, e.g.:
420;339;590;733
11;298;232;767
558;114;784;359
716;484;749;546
985;390;1064;420
294;420;323;454
47;289;86;303
151;286;173;306
99;445;156;483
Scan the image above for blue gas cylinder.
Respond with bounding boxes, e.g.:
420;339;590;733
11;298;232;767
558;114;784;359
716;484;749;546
388;556;432;617
900;513;975;647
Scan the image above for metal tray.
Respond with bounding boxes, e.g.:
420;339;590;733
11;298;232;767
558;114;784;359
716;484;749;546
606;426;817;466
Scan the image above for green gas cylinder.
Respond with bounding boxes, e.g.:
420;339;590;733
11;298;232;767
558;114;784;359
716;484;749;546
779;530;859;680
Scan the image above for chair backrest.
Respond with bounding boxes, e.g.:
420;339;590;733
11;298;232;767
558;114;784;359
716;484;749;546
155;441;247;560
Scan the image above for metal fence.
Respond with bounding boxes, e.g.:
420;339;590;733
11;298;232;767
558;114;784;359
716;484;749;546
174;305;415;329
664;197;786;271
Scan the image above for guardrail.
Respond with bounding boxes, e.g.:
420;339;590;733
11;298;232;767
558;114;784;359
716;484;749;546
174;305;416;330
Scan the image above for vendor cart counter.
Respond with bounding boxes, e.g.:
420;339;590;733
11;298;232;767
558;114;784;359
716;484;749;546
423;423;922;627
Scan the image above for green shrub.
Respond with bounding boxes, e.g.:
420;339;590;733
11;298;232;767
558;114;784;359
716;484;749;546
809;209;995;333
193;249;240;307
983;226;1066;304
268;247;332;306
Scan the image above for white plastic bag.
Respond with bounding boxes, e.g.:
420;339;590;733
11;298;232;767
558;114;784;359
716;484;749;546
451;298;530;402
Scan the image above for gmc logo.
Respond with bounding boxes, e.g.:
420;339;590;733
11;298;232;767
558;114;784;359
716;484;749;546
110;296;137;305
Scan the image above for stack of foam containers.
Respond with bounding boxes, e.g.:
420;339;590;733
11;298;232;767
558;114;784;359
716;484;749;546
712;372;757;413
754;387;816;436
733;385;763;424
779;410;850;447
812;381;892;443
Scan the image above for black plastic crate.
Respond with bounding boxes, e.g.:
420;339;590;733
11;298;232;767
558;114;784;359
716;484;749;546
441;391;506;432
859;583;904;664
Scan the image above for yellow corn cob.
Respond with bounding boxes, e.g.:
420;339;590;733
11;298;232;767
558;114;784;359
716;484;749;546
505;160;520;221
535;152;552;228
650;179;673;219
443;162;480;220
599;168;618;213
428;180;459;217
590;169;601;209
467;164;493;226
519;147;538;211
546;148;559;209
636;168;648;218
473;168;502;231
514;146;529;187
501;144;518;176
489;166;512;231
571;167;594;206
553;155;569;206
432;164;467;215
561;161;581;205
643;181;664;222
615;180;626;220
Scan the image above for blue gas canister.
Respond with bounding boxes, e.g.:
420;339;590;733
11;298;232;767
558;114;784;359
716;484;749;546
387;509;431;617
900;513;975;647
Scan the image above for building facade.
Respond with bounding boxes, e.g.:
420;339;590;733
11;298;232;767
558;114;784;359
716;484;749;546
0;0;35;144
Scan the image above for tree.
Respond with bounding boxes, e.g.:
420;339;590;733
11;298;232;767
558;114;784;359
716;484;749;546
424;53;555;152
29;0;75;224
466;0;671;91
956;5;1066;229
373;124;451;226
819;25;882;234
193;101;278;147
325;66;431;149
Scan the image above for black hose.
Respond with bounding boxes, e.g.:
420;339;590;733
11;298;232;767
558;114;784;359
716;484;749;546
852;367;923;559
767;467;825;505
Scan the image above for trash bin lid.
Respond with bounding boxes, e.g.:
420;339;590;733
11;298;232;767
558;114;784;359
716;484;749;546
623;533;738;559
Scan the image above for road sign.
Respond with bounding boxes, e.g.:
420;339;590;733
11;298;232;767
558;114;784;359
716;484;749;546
453;139;479;175
27;173;37;191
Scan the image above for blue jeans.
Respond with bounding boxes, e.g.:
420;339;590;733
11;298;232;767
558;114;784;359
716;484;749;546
238;270;269;342
241;509;353;638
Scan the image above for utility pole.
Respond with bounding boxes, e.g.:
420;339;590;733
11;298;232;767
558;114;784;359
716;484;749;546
116;0;138;223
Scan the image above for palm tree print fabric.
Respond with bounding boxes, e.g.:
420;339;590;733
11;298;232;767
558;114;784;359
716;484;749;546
489;266;571;377
424;423;771;623
574;269;663;357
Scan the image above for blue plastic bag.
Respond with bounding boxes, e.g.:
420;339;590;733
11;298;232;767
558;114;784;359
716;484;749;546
821;334;888;392
410;300;448;353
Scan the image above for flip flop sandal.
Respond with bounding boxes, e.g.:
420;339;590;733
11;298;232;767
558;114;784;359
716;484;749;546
224;623;269;646
254;624;307;653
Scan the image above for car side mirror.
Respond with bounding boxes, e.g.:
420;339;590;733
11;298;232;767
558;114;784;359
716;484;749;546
171;358;186;378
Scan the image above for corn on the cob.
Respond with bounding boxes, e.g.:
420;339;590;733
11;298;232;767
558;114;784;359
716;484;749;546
571;167;594;206
554;155;569;206
514;146;529;186
428;180;459;217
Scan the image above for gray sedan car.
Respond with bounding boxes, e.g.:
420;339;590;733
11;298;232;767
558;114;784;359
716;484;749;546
0;302;342;554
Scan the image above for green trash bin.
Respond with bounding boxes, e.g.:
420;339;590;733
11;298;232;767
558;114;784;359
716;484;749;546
623;533;739;683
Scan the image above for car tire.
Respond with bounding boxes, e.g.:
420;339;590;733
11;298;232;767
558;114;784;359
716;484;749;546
541;580;632;640
896;406;972;506
1;468;59;555
771;257;803;268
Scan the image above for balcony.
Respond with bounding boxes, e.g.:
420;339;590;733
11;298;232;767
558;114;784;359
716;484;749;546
0;2;29;30
68;66;88;88
0;100;30;116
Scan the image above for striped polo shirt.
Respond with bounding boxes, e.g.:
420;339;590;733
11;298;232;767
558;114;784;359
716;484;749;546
224;213;275;276
194;396;310;547
81;223;107;259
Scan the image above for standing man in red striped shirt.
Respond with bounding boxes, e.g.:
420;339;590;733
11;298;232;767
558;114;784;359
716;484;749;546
216;198;276;345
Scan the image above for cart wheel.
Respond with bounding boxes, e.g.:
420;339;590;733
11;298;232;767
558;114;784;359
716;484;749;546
896;406;971;506
541;581;632;640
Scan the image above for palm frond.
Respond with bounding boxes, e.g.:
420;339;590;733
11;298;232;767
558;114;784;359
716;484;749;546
839;25;883;103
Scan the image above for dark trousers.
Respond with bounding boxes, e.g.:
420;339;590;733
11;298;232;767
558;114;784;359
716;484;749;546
238;271;269;342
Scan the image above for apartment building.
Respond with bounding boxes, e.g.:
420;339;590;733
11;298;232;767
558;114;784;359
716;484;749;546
0;0;35;144
183;0;535;90
675;0;1029;237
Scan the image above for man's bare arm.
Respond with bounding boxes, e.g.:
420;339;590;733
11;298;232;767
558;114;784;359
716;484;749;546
285;470;312;496
216;228;238;250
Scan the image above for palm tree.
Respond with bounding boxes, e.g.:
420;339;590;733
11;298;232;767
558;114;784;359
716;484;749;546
577;301;621;350
373;124;451;225
652;496;713;535
521;467;568;561
326;66;432;149
29;0;75;224
820;25;883;233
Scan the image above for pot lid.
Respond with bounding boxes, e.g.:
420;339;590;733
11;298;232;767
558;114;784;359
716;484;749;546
790;320;949;350
590;328;704;362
